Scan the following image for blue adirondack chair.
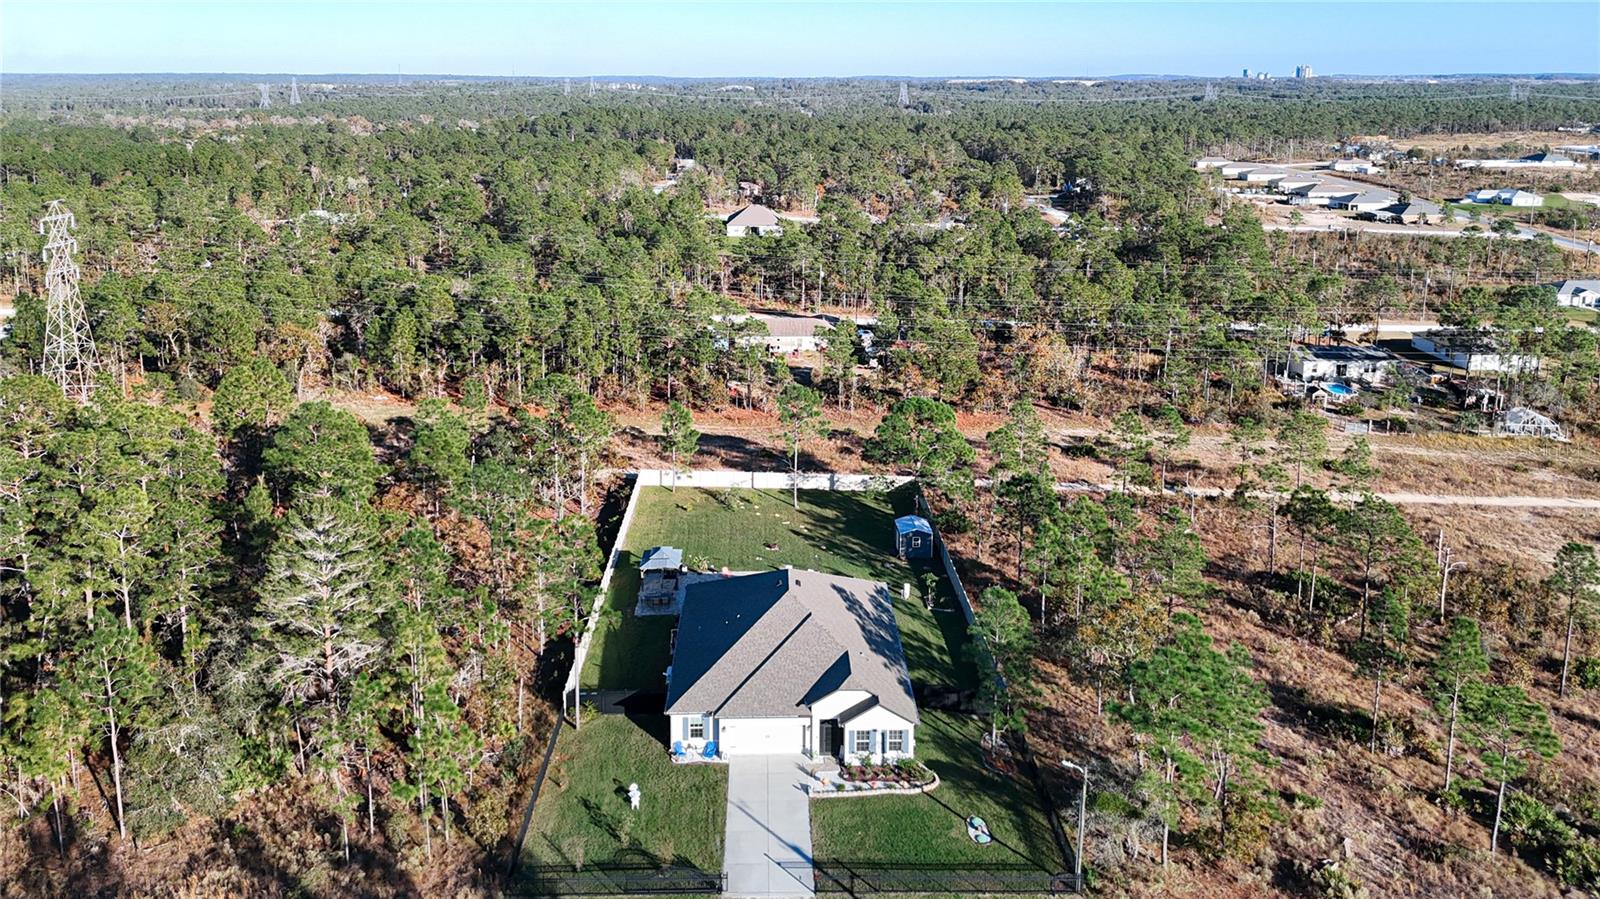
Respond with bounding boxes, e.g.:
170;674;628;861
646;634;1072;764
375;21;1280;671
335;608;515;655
671;741;686;759
701;741;718;759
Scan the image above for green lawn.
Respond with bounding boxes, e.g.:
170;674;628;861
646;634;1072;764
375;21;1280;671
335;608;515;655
1563;306;1598;324
809;711;1061;870
519;715;727;872
580;486;976;691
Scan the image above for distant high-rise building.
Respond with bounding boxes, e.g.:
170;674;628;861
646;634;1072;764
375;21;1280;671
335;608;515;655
1242;68;1251;78
1296;65;1314;79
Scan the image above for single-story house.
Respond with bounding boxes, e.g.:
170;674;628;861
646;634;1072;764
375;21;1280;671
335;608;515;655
894;515;934;560
1555;279;1600;309
1411;329;1540;375
1329;190;1397;213
1464;188;1544;207
1193;156;1232;170
725;204;784;237
1368;199;1442;224
711;312;864;353
1326;159;1384;175
1457;153;1580;170
1287;344;1395;384
665;569;918;761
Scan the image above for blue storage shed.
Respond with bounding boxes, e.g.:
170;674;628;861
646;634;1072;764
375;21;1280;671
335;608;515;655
894;515;934;560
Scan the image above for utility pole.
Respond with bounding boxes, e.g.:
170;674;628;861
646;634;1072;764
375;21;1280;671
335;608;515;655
1060;760;1088;891
257;83;271;109
38;201;98;403
289;76;301;105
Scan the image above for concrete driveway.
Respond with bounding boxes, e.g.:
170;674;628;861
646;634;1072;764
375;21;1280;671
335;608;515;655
724;754;815;898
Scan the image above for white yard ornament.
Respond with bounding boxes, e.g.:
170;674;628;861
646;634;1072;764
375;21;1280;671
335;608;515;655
627;783;641;811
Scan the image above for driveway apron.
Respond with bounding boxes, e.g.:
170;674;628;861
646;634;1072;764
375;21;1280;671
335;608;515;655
723;754;815;897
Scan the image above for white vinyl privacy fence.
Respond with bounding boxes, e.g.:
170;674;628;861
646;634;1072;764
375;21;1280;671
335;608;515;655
563;468;918;727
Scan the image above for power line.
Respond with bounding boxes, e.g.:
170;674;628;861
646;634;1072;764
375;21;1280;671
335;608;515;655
38;201;99;403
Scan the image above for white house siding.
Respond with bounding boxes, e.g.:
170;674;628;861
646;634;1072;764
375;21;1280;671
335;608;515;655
670;713;717;752
717;716;809;755
839;705;917;764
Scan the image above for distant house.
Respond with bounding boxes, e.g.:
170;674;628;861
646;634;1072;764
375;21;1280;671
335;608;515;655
1288;180;1397;209
712;312;847;353
725;204;784;237
1193;156;1232;170
1463;188;1544;207
1325;159;1384;175
1411;329;1540;375
1287;344;1395;384
1457;153;1581;170
1328;190;1396;213
664;569;918;760
1368;199;1442;224
1555;279;1600;309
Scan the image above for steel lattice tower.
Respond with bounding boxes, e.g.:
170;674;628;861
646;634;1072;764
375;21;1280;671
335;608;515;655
38;201;98;403
290;76;301;105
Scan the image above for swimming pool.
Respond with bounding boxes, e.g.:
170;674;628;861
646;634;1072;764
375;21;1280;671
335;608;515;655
1326;383;1355;397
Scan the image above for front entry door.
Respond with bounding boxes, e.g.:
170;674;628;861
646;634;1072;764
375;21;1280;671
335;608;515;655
820;719;842;758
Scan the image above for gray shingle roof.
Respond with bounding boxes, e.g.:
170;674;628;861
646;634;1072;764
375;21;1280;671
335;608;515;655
726;204;782;228
664;569;918;723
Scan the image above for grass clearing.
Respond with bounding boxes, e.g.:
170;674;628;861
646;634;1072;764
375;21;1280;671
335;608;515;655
809;711;1061;869
580;486;975;691
519;715;726;872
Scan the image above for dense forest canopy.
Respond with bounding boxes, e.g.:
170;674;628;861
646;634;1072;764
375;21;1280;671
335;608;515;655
4;80;1594;418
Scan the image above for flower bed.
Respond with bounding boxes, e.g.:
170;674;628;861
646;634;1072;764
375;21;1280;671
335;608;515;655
811;768;940;799
841;760;934;787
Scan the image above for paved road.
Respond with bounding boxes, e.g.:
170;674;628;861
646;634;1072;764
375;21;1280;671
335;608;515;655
1447;210;1598;255
724;754;815;898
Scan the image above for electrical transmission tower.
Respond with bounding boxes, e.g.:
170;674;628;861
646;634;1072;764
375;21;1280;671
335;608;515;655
289;76;300;105
1203;82;1218;102
564;78;571;96
257;83;271;108
38;202;98;403
898;82;909;108
588;76;595;95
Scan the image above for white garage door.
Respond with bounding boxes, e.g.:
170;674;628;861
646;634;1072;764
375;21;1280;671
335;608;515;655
718;717;806;755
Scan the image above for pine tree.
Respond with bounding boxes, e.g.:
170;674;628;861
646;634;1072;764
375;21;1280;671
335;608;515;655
71;619;160;840
1114;614;1269;864
1546;542;1599;699
1461;683;1560;855
970;587;1035;745
262;402;383;506
254;496;390;772
408;398;471;513
1136;506;1210;622
658;401;700;491
776;383;825;510
1429;616;1490;792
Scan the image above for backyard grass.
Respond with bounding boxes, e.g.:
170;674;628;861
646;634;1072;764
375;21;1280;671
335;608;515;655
579;486;975;691
519;715;727;872
809;711;1062;870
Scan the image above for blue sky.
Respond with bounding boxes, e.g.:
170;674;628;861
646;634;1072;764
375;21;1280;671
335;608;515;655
4;1;1597;77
